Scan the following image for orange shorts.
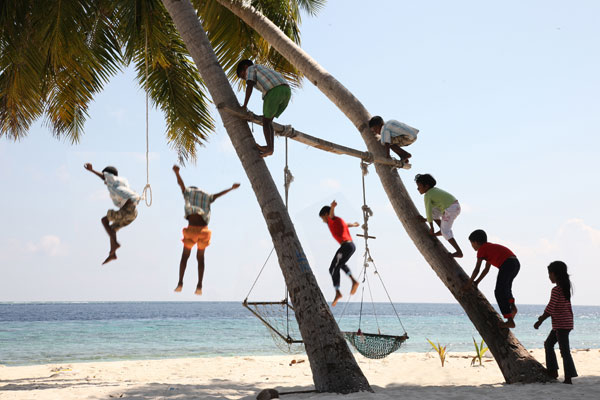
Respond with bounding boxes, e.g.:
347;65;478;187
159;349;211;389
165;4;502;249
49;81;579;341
182;226;211;250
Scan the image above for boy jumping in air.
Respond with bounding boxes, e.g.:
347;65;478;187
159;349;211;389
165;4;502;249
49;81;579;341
368;116;418;163
319;200;360;307
236;59;292;158
84;163;140;265
173;165;240;295
465;229;520;328
415;173;463;258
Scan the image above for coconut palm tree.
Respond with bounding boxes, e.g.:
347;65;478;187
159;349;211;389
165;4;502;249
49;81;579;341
0;0;370;393
211;0;552;384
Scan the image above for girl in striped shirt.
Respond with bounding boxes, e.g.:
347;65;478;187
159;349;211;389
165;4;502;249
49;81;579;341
534;261;577;384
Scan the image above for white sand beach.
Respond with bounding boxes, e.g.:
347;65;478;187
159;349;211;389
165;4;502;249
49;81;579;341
1;349;599;400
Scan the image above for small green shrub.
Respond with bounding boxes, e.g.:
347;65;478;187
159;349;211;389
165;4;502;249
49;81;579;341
426;338;448;367
470;337;489;366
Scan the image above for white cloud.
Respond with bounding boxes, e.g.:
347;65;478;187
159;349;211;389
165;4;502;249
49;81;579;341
320;178;341;190
26;235;68;257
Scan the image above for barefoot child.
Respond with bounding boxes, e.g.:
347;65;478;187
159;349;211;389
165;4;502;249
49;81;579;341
173;165;240;295
415;173;463;257
84;163;140;265
369;116;418;163
534;261;577;384
236;59;291;158
465;229;520;328
319;200;360;307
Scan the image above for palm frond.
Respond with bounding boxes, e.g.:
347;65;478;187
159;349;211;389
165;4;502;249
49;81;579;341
0;0;45;139
118;0;214;162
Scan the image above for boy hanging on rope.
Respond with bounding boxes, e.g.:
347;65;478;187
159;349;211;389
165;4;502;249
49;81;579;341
415;173;463;258
369;116;418;164
173;165;240;295
84;163;140;265
236;59;292;158
319;200;360;306
464;229;520;329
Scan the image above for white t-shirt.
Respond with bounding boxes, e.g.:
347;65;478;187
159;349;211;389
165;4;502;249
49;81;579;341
104;172;140;208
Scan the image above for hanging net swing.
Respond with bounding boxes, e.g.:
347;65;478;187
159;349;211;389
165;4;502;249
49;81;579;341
242;138;304;354
339;161;409;359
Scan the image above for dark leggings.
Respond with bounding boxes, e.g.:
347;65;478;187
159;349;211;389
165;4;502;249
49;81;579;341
329;241;356;289
545;329;578;379
495;257;520;317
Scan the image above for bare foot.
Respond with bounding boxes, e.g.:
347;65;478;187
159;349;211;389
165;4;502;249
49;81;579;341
547;369;558;379
195;286;203;295
256;144;267;152
332;291;343;307
564;377;572;384
174;284;183;293
499;319;516;329
102;253;117;265
452;251;464;258
350;280;359;295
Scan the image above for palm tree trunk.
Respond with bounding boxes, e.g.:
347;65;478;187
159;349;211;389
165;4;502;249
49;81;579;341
216;0;552;384
161;0;371;393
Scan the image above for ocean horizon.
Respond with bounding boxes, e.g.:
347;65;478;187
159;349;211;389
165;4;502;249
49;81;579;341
2;301;599;367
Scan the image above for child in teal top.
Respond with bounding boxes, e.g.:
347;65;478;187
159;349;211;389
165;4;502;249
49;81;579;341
415;173;463;258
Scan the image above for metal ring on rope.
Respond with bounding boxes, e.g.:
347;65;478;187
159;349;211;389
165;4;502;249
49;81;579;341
142;183;152;207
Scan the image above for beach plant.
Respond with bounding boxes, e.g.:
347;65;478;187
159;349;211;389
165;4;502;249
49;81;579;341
426;338;448;367
471;337;489;366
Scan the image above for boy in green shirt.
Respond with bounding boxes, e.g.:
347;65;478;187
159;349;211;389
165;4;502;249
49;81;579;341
415;173;463;258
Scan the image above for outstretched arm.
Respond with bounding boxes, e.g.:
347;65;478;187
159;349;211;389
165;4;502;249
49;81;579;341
348;222;360;228
473;261;492;287
328;200;337;219
172;165;186;194
84;163;105;181
242;81;255;109
212;183;241;201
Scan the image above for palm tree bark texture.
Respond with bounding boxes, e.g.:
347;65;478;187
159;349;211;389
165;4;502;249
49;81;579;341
161;0;371;393
215;0;552;384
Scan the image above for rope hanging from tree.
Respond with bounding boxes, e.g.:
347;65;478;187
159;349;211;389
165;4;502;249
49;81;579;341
242;138;303;353
141;29;152;207
338;161;408;359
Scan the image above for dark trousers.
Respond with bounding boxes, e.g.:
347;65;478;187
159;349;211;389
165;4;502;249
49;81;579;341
329;241;356;289
545;329;578;378
495;257;520;317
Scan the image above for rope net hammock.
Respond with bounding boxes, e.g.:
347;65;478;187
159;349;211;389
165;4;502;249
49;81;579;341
343;331;408;360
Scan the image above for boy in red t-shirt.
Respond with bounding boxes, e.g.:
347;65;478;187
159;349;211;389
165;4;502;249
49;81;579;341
319;200;360;306
464;229;520;328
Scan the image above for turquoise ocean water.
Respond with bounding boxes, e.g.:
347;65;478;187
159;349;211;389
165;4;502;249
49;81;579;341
1;302;599;366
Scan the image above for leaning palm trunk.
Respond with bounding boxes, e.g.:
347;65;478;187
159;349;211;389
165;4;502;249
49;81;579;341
217;0;551;384
161;0;371;393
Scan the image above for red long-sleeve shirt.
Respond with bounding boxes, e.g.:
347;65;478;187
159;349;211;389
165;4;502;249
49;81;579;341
544;286;574;330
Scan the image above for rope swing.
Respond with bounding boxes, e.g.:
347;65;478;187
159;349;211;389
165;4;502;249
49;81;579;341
140;28;152;207
242;138;303;353
338;161;408;359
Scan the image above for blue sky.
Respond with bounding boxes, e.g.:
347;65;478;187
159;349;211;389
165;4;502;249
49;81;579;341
1;0;599;306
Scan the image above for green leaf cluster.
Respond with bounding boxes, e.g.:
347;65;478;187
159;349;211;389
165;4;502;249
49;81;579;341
0;0;322;161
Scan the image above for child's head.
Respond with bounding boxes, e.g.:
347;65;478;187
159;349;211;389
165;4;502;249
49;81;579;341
415;173;436;194
368;116;384;135
318;206;331;223
468;229;487;250
102;166;118;176
547;261;572;300
236;59;254;80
